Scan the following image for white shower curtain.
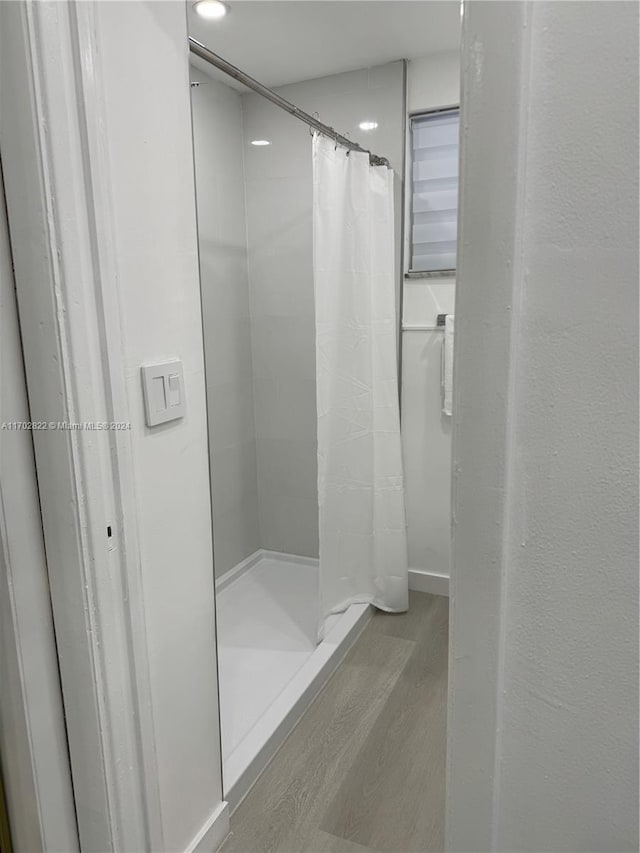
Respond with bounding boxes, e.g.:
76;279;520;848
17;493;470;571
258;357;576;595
313;133;408;634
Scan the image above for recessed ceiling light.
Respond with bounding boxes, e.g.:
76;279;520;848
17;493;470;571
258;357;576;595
193;1;228;20
251;140;271;146
359;121;378;131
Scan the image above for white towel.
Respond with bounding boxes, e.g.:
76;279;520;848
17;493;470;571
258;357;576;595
441;314;455;416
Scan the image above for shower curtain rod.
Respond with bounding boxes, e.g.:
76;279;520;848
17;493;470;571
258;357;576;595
188;37;390;167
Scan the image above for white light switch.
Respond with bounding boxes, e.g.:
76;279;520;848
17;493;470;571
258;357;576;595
141;360;186;426
152;376;166;412
167;373;181;407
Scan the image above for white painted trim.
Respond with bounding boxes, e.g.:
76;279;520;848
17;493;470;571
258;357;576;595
0;164;79;852
71;4;166;846
409;568;450;597
0;2;162;848
446;4;532;850
185;801;230;853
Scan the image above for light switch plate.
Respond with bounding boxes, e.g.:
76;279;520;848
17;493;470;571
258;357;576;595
141;359;186;426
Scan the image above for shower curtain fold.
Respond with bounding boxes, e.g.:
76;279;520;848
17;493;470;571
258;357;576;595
312;133;409;637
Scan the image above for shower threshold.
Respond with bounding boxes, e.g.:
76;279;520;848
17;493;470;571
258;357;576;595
215;549;371;812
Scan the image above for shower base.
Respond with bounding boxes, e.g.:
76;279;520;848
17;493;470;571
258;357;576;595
216;549;370;811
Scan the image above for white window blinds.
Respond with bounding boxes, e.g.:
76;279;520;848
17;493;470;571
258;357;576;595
410;109;459;272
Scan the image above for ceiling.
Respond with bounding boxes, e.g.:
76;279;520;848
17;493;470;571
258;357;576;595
188;1;461;90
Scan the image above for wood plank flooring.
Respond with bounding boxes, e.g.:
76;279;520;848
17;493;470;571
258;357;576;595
221;592;448;853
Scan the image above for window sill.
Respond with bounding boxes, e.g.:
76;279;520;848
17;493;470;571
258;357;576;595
405;269;456;280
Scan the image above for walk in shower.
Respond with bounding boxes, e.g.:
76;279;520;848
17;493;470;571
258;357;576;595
190;35;408;810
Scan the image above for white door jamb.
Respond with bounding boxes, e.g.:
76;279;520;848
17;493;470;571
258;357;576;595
0;2;164;849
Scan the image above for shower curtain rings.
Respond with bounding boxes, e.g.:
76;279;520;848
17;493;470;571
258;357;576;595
188;38;390;168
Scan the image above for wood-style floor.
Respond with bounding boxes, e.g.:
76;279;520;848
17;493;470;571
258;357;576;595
221;591;448;853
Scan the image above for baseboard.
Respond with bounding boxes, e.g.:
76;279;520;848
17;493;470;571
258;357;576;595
409;568;449;597
185;801;230;853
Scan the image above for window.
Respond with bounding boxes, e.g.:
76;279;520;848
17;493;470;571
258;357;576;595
409;108;460;274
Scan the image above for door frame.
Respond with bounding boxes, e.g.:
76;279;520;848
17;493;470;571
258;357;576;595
0;1;164;849
0;158;78;853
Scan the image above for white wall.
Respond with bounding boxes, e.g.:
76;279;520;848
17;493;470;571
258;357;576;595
401;282;455;579
191;70;261;577
448;2;639;850
94;4;224;849
401;50;460;580
242;62;406;558
408;51;460;114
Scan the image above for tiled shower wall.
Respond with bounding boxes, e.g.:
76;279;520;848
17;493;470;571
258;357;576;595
193;61;406;570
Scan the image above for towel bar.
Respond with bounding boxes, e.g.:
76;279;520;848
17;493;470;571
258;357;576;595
401;314;449;333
